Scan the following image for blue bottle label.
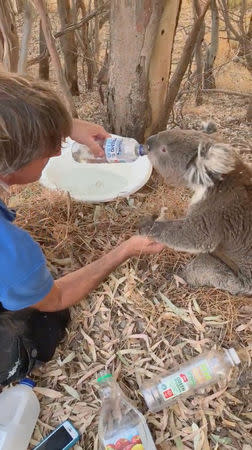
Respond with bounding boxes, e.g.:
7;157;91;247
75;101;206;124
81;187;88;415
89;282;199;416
104;137;124;162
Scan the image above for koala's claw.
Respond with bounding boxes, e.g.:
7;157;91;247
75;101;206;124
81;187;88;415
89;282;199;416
138;215;157;236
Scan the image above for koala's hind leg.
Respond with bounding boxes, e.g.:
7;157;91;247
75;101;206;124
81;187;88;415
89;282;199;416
183;254;244;295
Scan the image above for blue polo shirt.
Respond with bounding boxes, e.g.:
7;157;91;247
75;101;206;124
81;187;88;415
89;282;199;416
0;200;54;311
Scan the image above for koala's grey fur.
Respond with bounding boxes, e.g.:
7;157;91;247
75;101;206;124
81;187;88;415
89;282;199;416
141;125;252;296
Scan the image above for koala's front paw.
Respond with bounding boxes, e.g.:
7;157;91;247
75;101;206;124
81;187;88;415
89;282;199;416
138;215;157;236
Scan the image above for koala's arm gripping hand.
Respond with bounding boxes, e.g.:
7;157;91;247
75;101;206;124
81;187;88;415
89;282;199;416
140;216;220;254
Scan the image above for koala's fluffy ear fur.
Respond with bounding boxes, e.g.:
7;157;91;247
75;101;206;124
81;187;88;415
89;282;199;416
201;120;217;134
186;142;236;187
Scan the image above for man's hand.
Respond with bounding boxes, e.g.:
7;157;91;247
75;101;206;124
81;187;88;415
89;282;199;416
122;235;165;258
71;119;110;157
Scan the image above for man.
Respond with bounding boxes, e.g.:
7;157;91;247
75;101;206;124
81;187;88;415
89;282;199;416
0;72;164;385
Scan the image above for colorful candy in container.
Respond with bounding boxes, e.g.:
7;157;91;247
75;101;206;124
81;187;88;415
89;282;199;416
97;372;156;450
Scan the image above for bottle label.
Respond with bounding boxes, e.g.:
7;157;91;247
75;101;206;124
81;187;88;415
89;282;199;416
104;137;136;163
104;426;145;449
158;360;213;401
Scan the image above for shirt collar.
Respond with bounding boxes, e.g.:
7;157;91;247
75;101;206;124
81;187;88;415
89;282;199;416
0;199;16;222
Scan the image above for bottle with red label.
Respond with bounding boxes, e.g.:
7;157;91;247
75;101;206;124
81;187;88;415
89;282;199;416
140;348;240;413
97;372;156;450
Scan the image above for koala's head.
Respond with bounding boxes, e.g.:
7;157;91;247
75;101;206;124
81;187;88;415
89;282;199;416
146;129;237;189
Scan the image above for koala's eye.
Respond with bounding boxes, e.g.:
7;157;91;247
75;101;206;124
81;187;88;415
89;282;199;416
161;147;167;153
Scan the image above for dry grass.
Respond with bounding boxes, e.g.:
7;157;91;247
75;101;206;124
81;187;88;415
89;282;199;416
7;174;252;450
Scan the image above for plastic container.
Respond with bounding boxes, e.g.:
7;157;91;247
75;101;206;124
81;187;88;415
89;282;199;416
0;378;40;450
97;372;156;450
72;134;147;163
40;138;152;203
140;348;240;413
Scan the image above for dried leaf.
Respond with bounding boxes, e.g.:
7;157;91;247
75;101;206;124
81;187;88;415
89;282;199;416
210;434;232;445
159;292;191;323
58;351;76;366
93;205;102;224
34;387;63;399
174;274;187;287
61;383;80;400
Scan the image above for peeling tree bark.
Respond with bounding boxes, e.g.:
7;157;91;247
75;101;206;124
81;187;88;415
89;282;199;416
246;98;252;121
18;0;35;74
0;30;4;62
0;0;19;71
72;0;95;90
57;0;79;95
13;0;24;14
203;0;219;89
39;19;49;79
107;0;181;142
193;0;205;105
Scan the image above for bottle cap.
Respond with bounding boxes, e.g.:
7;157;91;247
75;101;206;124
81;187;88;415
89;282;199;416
20;378;36;388
97;373;112;383
19;378;36;388
224;348;241;366
139;144;148;156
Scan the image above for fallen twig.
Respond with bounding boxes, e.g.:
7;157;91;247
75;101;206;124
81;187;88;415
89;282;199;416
202;88;252;98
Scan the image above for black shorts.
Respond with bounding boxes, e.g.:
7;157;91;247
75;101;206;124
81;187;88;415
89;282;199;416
0;303;70;386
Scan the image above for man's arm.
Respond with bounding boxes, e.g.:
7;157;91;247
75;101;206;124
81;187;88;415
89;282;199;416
32;236;165;312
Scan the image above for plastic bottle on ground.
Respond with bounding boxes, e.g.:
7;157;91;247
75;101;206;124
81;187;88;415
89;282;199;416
140;348;241;413
0;378;40;450
97;371;156;450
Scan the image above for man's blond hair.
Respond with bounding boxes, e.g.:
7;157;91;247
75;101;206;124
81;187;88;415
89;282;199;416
0;72;72;174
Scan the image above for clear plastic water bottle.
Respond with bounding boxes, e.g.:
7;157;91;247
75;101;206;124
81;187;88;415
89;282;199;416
140;348;240;413
0;378;40;450
72;134;147;164
97;372;156;450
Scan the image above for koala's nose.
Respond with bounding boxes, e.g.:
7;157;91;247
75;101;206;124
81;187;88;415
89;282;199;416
146;134;156;151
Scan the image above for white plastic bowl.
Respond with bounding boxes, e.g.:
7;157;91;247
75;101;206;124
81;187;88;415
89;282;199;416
40;138;152;203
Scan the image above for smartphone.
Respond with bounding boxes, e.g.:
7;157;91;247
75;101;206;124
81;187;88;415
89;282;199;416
33;420;80;450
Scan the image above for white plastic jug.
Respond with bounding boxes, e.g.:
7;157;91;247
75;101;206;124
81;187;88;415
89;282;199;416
0;378;40;450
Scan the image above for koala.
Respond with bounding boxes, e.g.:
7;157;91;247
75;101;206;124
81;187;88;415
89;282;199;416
140;125;252;296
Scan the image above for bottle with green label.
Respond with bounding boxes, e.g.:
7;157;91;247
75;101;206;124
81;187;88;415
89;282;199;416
140;348;240;413
97;371;156;450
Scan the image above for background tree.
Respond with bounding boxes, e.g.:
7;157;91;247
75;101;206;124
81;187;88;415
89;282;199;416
39;20;49;80
193;0;206;105
32;0;77;116
57;0;79;95
18;0;35;74
0;0;19;71
203;0;219;88
219;0;252;120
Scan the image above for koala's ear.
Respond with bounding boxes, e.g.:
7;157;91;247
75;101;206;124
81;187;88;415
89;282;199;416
186;142;236;187
201;120;217;134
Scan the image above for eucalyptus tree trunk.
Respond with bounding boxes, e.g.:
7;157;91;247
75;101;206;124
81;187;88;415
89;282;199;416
193;0;205;105
0;0;19;71
39;20;49;79
18;0;35;74
107;0;181;142
57;0;79;95
203;0;219;89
